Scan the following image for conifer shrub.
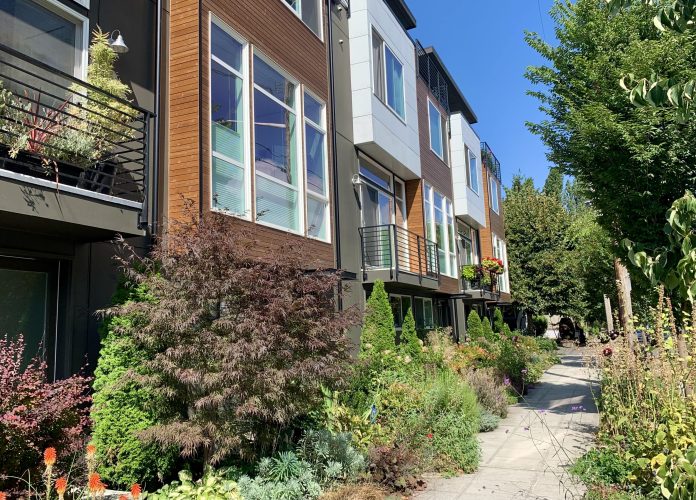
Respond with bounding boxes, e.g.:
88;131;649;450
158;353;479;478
361;280;396;358
482;316;497;342
91;281;177;488
466;310;484;341
399;307;421;362
493;309;505;335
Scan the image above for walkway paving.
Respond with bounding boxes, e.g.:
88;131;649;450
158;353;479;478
416;348;599;500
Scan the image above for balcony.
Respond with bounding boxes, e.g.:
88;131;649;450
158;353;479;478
462;272;501;302
359;224;440;289
480;142;501;181
0;43;151;238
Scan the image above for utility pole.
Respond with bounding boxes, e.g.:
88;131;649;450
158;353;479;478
614;258;634;348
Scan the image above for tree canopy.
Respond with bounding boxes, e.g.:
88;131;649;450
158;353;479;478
526;0;696;254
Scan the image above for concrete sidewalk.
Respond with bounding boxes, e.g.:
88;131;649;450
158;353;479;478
416;348;599;500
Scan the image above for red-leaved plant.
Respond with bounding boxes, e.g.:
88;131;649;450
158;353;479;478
106;205;360;465
0;335;91;492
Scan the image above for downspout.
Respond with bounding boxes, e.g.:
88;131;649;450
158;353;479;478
326;0;343;308
151;0;163;236
198;0;204;217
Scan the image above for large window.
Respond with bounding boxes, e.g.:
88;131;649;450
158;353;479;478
458;222;480;266
304;91;329;241
493;234;509;293
211;21;247;216
254;54;301;233
466;147;479;194
489;176;500;214
0;0;87;77
283;0;322;38
428;99;448;162
372;28;405;120
413;297;434;330
389;294;412;329
424;183;457;278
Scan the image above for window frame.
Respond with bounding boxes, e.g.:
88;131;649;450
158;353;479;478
423;182;457;278
389;293;412;330
467;148;479;195
428;98;445;161
280;0;323;40
371;27;406;122
489;176;500;214
303;88;331;242
252;49;305;235
208;15;252;220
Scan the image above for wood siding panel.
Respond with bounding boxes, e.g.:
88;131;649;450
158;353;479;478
416;78;453;200
168;0;335;268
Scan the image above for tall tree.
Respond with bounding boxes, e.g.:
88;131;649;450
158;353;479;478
543;167;563;201
526;0;696;254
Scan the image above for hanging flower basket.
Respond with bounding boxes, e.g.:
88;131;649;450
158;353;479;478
481;257;505;275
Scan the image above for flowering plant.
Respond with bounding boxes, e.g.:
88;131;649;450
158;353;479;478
481;257;505;275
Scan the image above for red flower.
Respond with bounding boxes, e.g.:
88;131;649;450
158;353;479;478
427;433;434;439
131;483;142;499
86;444;96;458
88;472;104;493
55;477;68;495
0;492;7;500
119;496;128;500
603;347;613;357
44;447;57;467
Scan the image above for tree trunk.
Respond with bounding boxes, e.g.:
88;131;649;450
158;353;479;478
604;294;614;333
614;258;634;348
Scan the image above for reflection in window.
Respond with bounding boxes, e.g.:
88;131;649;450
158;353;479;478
372;28;405;119
284;0;321;37
305;92;329;241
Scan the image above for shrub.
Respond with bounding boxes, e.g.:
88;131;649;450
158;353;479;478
367;443;423;495
238;452;322;500
91;282;177;488
464;368;509;418
571;449;633;487
482;316;497;341
493;309;505;335
0;336;91;492
532;315;548;336
535;337;559;352
466;310;484;341
399;307;421;362
478;410;501;433
296;430;366;484
109;211;359;465
502;323;513;337
148;469;241;499
496;337;528;392
361;281;396;358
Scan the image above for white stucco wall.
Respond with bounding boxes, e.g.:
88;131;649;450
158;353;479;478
450;112;486;228
349;0;420;179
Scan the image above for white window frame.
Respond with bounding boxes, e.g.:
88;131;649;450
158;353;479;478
303;88;331;242
489;176;500;214
467;148;479;195
21;0;89;79
208;15;252;220
371;27;406;123
280;0;323;40
252;49;305;235
415;297;434;330
493;234;509;293
428;98;445;161
424;182;457;278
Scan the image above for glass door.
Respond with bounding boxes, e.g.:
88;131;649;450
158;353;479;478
0;257;58;372
359;159;395;269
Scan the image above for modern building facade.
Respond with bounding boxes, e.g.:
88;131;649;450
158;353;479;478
0;0;162;378
0;0;513;376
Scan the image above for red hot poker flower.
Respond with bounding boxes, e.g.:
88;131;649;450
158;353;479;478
88;473;102;493
44;447;57;467
86;444;96;458
55;477;68;495
131;483;142;499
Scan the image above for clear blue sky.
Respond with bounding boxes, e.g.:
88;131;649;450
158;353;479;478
409;1;557;190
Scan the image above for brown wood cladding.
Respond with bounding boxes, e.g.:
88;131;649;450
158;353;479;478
167;0;334;267
416;78;453;200
479;164;505;259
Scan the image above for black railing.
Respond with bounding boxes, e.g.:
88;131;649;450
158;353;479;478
463;271;501;299
0;43;151;205
359;224;440;284
480;142;501;181
415;40;449;113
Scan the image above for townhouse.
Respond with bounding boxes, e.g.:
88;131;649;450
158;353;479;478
0;0;512;375
0;0;162;377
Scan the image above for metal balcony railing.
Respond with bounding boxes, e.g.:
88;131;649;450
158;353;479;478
359;224;440;284
480;142;501;182
462;270;501;299
0;43;151;205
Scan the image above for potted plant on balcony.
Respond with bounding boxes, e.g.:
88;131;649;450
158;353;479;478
481;257;505;275
0;29;138;195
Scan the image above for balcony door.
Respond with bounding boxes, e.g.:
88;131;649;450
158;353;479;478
0;256;59;375
359;159;395;269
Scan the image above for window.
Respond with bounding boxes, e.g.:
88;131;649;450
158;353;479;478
413;297;434;330
424;182;457;278
372;28;405;120
428;99;448;162
253;54;301;233
304;91;329;241
283;0;322;38
493;234;509;293
467;147;479;194
211;21;248;216
458;222;480;266
0;0;87;77
489;176;500;214
389;294;412;329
